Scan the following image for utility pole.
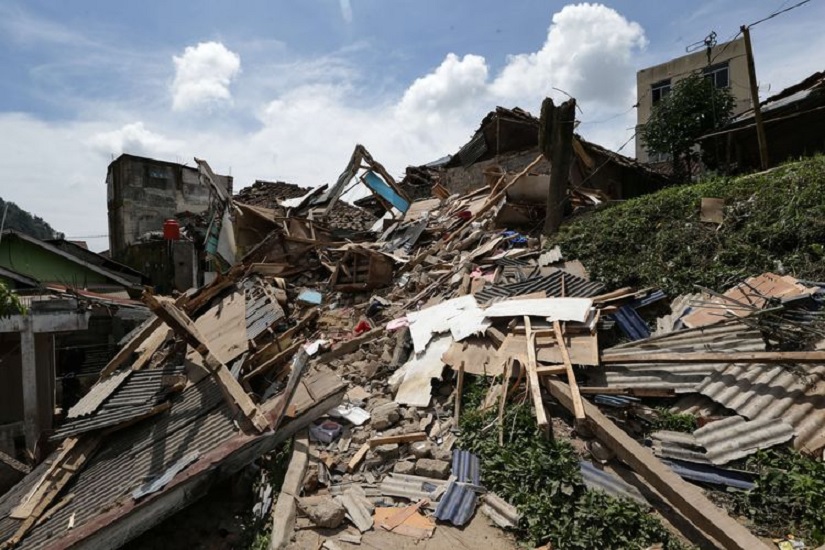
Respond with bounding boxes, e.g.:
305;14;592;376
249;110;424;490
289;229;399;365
741;25;769;170
539;97;576;235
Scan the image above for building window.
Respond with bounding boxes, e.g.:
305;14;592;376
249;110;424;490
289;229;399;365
703;62;730;89
651;79;672;104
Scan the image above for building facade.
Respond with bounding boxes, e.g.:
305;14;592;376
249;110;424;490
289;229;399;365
106;154;232;262
635;37;752;162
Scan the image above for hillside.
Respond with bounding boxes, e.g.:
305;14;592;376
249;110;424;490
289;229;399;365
551;155;825;295
0;197;60;240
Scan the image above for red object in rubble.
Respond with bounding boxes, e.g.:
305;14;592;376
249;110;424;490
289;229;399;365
163;219;181;240
354;319;371;335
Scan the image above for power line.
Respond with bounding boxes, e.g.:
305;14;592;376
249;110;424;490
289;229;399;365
748;0;812;27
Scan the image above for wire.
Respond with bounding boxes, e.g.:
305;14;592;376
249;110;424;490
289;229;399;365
748;0;812;27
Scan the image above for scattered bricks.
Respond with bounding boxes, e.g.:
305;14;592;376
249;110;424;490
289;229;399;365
296;496;347;529
415;459;451;479
371;402;401;431
410;441;432;459
393;461;416;475
373;443;400;461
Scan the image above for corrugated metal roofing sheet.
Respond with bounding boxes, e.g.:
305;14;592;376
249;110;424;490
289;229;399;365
694;416;794;465
51;365;186;440
67;368;131;419
662;459;756;490
452;449;480;486
610;305;650;341
579;461;646;505
601;322;765;391
380;474;447;503
650;431;710;464
433;481;477;526
474;269;604;305
654;293;701;336
696;363;825;454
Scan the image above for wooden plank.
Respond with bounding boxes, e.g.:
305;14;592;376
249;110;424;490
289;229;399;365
453;361;465;424
347;443;370;473
553;321;585;421
144;293;269;433
269;431;309;550
498;358;511;446
601;351;825;365
524;317;549;434
242;343;300;385
188;290;249;365
98;317;162;378
578;387;675;397
314;327;384;364
535;365;566;376
380;499;430;531
543;377;769;550
369;432;427;448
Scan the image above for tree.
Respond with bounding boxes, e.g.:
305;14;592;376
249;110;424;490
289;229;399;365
640;73;735;180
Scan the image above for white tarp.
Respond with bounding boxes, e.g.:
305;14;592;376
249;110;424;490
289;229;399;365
406;295;489;353
391;336;453;408
483;297;593;323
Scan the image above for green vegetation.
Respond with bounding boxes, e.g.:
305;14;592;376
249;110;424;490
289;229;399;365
0;197;60;240
459;403;684;549
0;281;26;317
552;156;825;295
732;449;825;544
640;72;735;180
651;408;698;434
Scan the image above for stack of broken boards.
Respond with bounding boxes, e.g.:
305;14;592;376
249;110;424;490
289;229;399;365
0;271;347;550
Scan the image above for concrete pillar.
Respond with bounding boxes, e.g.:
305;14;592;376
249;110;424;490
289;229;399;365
19;316;39;454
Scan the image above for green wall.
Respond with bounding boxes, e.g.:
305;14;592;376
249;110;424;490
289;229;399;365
0;236;110;286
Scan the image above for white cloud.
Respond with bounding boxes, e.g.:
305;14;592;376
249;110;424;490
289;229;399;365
171;41;241;111
491;3;647;107
339;0;353;24
90;122;184;158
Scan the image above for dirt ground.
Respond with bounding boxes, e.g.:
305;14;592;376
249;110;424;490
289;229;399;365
287;511;519;550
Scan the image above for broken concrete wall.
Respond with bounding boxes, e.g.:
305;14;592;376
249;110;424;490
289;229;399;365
107;154;232;261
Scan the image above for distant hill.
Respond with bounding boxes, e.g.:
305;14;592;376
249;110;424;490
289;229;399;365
0;197;61;240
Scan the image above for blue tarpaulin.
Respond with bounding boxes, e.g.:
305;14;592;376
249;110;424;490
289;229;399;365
363;170;409;212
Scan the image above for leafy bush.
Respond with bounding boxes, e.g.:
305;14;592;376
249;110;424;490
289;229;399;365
652;408;698;434
732;449;825;544
459;403;683;549
0;281;25;317
552;156;825;295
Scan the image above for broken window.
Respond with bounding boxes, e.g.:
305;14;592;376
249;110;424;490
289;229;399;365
651;79;671;104
703;62;730;89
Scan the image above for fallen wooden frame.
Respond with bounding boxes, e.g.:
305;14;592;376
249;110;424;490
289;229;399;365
144;293;270;432
553;320;585;421
524;317;549;435
543;377;770;550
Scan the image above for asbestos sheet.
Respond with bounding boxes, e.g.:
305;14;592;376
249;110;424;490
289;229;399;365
392;336;452;408
484;297;593;323
407;295;484;353
694;416;795;465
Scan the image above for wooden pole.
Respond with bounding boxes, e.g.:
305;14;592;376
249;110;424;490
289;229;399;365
741;25;769;170
540;97;576;235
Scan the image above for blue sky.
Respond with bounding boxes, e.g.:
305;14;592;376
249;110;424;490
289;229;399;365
0;1;822;248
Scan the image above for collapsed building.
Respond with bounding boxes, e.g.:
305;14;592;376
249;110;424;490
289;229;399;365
0;105;820;550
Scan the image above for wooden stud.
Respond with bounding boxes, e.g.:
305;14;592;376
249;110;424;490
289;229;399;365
524;317;550;435
553;321;585;421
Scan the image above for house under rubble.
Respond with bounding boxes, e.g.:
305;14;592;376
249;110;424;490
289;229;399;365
401;107;670;225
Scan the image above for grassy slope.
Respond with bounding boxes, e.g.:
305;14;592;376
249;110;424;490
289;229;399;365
551;156;825;295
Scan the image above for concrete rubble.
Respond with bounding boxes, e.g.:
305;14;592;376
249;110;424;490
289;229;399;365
1;120;824;550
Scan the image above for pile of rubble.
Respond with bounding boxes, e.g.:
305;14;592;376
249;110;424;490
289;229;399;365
4;147;825;550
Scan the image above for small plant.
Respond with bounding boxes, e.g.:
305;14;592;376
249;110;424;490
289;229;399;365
0;280;25;317
459;403;683;549
652;408;697;433
731;449;825;544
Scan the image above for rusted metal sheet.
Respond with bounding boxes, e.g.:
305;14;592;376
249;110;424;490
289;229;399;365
67;369;132;419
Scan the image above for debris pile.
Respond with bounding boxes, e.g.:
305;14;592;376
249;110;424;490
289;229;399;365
3;147;825;550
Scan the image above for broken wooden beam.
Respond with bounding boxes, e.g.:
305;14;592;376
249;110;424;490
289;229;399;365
347;443;370;473
314;327;384;364
601;350;825;365
524;317;549;434
143;293;270;433
268;431;310;550
543;377;770;550
98;316;162;379
553;321;585;421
